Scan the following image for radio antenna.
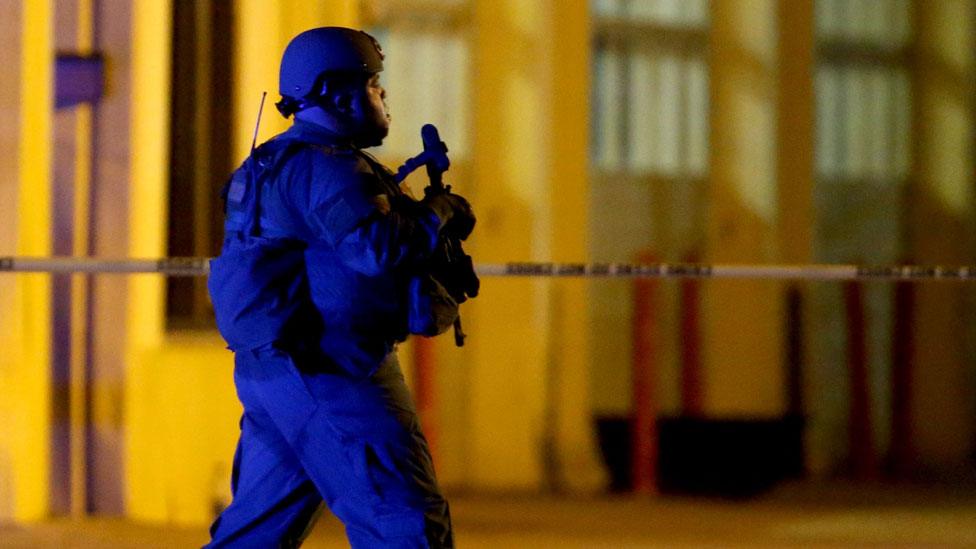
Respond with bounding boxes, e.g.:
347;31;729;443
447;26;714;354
250;92;267;154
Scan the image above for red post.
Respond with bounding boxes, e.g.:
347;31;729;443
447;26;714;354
631;252;657;494
843;281;877;479
890;281;915;478
412;336;438;462
679;254;703;417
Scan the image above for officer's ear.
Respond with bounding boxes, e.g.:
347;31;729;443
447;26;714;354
326;87;355;116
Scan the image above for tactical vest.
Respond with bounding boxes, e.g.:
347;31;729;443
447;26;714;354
208;140;317;351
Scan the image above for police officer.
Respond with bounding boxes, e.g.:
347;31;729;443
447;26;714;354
206;27;472;548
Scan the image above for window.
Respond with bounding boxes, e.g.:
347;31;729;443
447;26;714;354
592;0;709;179
590;0;710;265
166;0;235;327
811;0;914;463
362;0;472;171
815;0;912;190
588;0;711;416
814;0;912;263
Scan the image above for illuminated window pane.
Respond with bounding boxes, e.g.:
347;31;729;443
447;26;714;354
843;69;870;179
839;0;872;43
655;55;682;174
591;0;709;177
812;1;915;464
815;0;912;184
627;0;682;24
891;0;912;48
593;47;625;169
815;0;842;40
819;0;910;49
628;51;657;172
682;0;709;25
685;59;709;177
441;34;470;158
368;26;470;161
862;0;890;47
815;66;840;179
623;0;709;26
592;0;625;18
892;69;911;178
866;68;890;180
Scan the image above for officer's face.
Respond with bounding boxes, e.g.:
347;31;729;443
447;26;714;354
351;74;390;147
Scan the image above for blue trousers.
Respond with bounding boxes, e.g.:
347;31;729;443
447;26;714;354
207;345;453;548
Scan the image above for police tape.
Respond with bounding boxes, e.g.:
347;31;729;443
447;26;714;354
2;256;976;281
482;262;976;280
0;257;210;275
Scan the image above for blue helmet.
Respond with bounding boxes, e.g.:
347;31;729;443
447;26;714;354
278;27;385;101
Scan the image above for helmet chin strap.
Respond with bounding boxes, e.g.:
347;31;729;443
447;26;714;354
292;99;385;148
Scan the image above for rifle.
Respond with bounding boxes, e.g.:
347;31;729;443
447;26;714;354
396;124;479;346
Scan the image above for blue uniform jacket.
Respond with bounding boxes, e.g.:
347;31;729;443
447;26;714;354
209;119;442;377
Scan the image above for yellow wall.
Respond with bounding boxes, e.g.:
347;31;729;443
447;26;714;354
544;0;605;492
123;0;177;521
126;334;240;523
458;0;547;491
0;0;54;521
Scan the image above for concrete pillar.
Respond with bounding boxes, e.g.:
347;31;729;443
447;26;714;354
544;0;605;493
467;0;549;490
468;0;603;491
777;1;815;268
83;0;172;515
776;0;816;471
0;0;54;521
704;0;785;416
909;0;976;476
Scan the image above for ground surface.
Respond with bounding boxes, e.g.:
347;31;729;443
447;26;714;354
2;483;975;548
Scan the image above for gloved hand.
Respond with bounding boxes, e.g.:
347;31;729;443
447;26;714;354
423;192;475;240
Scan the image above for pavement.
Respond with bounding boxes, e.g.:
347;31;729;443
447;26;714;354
2;482;975;548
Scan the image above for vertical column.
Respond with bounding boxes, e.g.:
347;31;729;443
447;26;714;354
468;0;602;490
544;0;605;492
704;0;784;416
68;0;94;516
776;1;814;267
909;0;976;474
0;0;54;521
468;0;549;489
51;1;76;516
86;0;173;515
86;0;133;515
121;0;173;517
776;0;815;471
51;0;95;518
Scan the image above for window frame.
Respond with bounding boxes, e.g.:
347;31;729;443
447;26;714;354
165;0;235;329
814;1;915;188
589;2;711;260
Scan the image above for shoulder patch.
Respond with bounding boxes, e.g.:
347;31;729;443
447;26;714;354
228;177;247;203
371;194;392;214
